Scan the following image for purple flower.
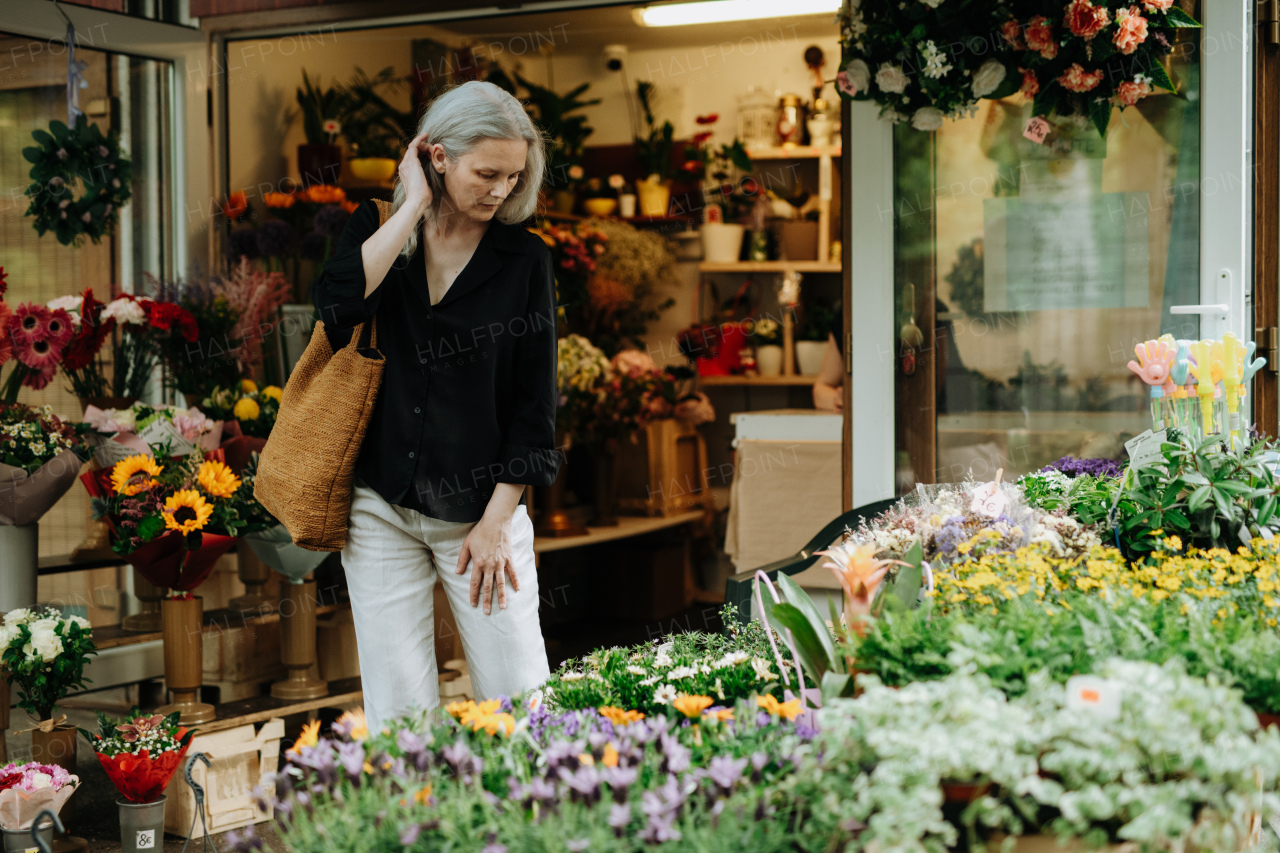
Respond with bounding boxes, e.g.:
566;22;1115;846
706;755;748;792
609;802;632;832
1044;455;1122;479
312;204;349;241
639;812;682;844
225;827;263;853
658;733;690;775
567;840;590;852
226;227;261;262
255;218;294;257
497;695;514;713
561;765;602;804
397;730;430;771
400;824;423;846
335;741;365;780
544;738;585;771
482;844;507;853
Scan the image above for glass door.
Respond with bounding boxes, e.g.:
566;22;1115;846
845;0;1252;498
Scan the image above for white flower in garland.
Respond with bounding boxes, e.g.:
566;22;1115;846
653;684;677;705
751;657;779;682
911;107;945;131
875;63;909;94
971;59;1007;98
919;41;952;79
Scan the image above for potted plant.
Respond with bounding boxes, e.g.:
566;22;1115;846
796;304;835;375
0;761;78;850
336;66;413;184
745;316;783;376
580;177;618;217
80;710;193;851
683;113;753;261
634;82;676;217
0;608;96;783
295;70;345;188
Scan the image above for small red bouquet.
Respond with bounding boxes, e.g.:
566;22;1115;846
79;710;193;803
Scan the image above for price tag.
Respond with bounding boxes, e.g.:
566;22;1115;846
136;830;155;849
969;468;1008;518
1066;675;1122;720
1023;117;1050;144
1124;428;1167;469
139;418;195;456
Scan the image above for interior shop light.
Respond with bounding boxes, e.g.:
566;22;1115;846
635;0;841;26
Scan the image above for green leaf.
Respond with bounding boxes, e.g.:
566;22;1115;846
137;515;164;542
1090;99;1111;139
1146;60;1176;94
777;574;836;667
1163;6;1200;26
770;602;831;684
820;671;855;704
1187;485;1211;512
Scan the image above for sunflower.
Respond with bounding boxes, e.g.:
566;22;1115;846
162;489;213;534
110;455;164;496
197;460;241;498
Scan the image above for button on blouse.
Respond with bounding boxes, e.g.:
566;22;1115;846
311;199;561;523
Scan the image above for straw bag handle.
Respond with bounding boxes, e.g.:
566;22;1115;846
344;198;398;352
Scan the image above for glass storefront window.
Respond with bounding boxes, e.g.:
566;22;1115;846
891;21;1202;490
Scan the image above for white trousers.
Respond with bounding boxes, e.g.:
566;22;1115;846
341;482;551;730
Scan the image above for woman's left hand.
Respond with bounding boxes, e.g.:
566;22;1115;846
456;515;521;615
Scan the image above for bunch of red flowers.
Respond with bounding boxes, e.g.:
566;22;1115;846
1001;0;1200;136
80;709;193;804
540;222;608;277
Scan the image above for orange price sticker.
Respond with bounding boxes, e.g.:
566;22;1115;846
1023;117;1050;145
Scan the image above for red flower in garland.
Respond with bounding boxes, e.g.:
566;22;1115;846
1064;0;1109;40
93;728;193;803
62;289;115;372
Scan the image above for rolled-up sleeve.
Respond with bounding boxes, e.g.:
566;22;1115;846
496;246;562;488
311;199;382;330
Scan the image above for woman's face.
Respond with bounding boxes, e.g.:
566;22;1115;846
431;137;528;222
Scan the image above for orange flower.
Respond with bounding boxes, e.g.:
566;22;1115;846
341;199;359;214
222;191;248;220
602;743;619;767
672;695;714;719
1112;6;1148;55
1058;63;1106;93
301;185;346;204
1064;0;1109;39
287;720;321;756
598;706;645;725
817;541;900;620
756;694;803;721
705;707;735;722
264;191;296;209
471;712;515;737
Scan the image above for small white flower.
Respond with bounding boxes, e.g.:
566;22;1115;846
560;671;585;682
752;658;779;683
716;651;752;668
626;665;646;676
919;41;952;79
653;684;677;705
667;666;697;680
653;651;674;668
875;63;909;94
919;0;944;6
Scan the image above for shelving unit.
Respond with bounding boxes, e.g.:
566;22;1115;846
698;375;817;387
743;144;841;264
699;261;841;273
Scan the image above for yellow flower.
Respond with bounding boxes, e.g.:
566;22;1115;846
672;695;714;719
162;490;212;534
602;743;619;767
756;694;803;721
598;706;645;725
240;379;258;393
459;700;502;728
446;700;475;720
262;385;283;401
414;785;432;805
705;708;734;722
233;397;260;421
471;712;515;737
336;708;369;741
287;720;321;756
578;753;594;766
197;460;241;498
110;455;164;496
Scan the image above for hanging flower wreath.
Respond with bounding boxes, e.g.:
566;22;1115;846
22;113;133;248
835;0;1200;137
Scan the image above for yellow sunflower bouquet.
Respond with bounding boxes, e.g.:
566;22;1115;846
82;446;268;591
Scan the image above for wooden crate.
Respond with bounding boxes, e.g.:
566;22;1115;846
203;616;286;702
162;717;285;838
316;608;360;682
616;419;714;517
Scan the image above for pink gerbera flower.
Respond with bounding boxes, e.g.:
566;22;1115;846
44;308;74;348
11;303;48;344
0;303;12;365
13;336;59;389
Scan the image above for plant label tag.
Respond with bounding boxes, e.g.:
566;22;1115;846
1065;675;1121;720
1023;117;1050;144
139;418;195;457
94;436;151;468
1124;429;1166;469
969;481;1008;518
136;830;155;849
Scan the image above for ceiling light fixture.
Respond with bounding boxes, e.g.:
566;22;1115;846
635;0;841;27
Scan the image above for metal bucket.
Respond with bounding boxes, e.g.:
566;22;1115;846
2;821;52;853
119;797;165;853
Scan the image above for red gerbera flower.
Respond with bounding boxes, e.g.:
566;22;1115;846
45;307;75;348
144;301;200;343
13;336;59;389
11;303;48;344
62;289;114;372
0;303;12;366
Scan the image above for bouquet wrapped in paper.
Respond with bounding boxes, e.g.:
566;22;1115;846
79;710;192;803
0;762;78;830
82;402;223;470
0;404;89;526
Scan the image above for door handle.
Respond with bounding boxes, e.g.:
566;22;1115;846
1170;304;1230;315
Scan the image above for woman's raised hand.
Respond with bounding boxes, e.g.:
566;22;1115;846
399;132;433;215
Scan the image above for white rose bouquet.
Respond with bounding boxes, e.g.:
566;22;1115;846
0;608;96;724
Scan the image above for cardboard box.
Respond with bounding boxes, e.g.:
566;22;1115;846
162;718;285;838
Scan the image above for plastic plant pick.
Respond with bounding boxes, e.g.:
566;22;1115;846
1127;339;1172;386
1169;340;1192;386
1242;340;1267;384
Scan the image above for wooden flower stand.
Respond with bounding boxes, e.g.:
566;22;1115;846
229;549;274;613
158;596;215;724
616;419;716;517
271;577;327;701
121;569;162;633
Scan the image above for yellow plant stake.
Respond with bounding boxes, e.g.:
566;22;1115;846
1220;334;1243;448
1189;340;1217;438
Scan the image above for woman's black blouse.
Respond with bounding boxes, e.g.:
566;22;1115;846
311;199;561;523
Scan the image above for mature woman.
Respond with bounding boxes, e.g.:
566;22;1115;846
312;81;559;729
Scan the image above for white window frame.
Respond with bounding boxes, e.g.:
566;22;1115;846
6;0;210;283
845;0;1254;506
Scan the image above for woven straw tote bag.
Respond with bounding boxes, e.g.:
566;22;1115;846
253;199;393;551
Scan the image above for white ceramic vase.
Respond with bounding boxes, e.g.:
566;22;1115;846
795;340;827;376
756;345;783;376
700;223;746;264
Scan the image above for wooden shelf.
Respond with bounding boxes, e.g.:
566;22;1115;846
699;375;818;387
195;676;364;736
745;145;842;160
698;261;841;273
534;509;707;555
92;602;348;651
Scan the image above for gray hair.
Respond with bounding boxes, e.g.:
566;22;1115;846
390;80;545;262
